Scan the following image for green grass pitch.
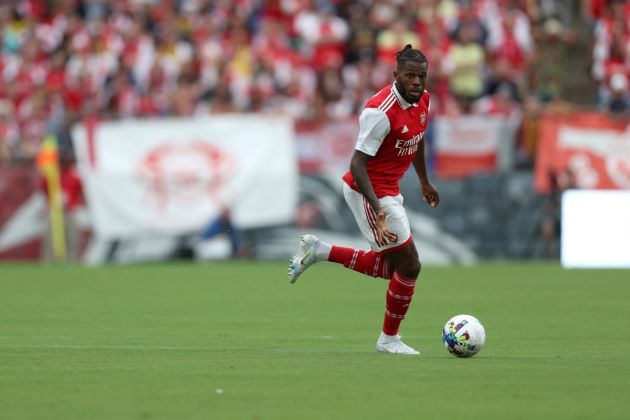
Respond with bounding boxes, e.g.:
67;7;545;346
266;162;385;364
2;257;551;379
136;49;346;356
1;261;629;419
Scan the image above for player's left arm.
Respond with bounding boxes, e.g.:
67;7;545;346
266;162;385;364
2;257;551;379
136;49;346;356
412;137;440;208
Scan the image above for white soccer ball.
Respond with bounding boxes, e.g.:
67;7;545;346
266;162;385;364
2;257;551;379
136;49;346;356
442;314;486;357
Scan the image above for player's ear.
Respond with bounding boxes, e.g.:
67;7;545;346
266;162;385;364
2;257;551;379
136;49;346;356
393;69;398;79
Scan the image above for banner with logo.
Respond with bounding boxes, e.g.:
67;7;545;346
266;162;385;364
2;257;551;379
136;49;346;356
72;115;297;239
433;116;505;178
535;112;630;193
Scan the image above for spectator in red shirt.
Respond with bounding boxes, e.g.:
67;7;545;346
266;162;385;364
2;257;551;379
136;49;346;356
294;3;349;71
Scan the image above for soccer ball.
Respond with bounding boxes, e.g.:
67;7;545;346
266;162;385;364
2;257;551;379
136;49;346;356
442;314;486;358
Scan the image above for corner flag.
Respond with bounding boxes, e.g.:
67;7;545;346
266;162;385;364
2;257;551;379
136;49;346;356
36;135;66;261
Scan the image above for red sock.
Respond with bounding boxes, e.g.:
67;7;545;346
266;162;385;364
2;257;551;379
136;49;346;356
328;246;389;279
382;271;417;336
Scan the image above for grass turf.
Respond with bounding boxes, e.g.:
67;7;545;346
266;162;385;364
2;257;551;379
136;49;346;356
0;262;629;419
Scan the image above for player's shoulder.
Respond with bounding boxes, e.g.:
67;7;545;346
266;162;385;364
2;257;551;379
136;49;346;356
364;85;396;111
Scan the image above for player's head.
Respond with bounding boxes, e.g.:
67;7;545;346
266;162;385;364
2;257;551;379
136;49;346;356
393;44;428;103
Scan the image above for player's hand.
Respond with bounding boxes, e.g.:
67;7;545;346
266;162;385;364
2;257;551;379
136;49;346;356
421;181;440;208
375;208;398;246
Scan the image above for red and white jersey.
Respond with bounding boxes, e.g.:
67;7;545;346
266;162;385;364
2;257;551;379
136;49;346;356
343;83;430;198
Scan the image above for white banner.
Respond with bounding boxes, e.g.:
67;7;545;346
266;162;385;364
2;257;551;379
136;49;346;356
433;115;506;178
435;116;503;155
562;190;630;268
72;115;297;239
295;119;357;176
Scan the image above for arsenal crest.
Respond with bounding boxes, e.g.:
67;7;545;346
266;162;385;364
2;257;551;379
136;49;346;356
419;111;426;126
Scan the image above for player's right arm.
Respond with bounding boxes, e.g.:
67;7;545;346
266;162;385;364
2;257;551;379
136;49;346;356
350;107;398;246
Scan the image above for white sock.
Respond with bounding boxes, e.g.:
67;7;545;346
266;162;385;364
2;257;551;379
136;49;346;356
378;331;396;342
314;239;332;261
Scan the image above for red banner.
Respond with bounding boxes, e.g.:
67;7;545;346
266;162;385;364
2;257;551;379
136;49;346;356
535;112;630;193
0;163;42;260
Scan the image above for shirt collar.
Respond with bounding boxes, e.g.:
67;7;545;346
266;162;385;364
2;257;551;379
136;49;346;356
392;82;419;109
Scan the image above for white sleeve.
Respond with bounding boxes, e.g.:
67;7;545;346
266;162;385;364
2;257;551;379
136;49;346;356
355;107;390;156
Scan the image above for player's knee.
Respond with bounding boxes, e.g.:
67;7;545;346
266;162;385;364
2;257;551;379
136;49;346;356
398;258;421;279
410;259;421;278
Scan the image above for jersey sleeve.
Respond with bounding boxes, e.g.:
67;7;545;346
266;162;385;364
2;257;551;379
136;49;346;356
355;107;390;156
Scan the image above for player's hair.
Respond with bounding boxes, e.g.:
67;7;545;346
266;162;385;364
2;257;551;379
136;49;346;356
395;44;428;68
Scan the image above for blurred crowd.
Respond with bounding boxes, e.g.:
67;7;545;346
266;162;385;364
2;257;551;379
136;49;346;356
592;0;630;114
0;0;621;161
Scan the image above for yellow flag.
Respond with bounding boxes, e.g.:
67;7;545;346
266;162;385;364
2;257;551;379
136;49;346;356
36;135;66;261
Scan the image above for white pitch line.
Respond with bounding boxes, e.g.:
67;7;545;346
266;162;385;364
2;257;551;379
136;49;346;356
0;344;212;351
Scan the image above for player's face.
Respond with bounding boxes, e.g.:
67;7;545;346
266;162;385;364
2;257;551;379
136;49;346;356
394;61;428;103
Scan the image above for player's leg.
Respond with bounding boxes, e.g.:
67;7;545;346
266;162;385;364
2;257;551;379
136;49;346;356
375;241;422;355
323;183;396;278
335;184;421;354
362;194;422;355
384;240;421;279
328;246;390;278
288;184;421;354
287;235;391;283
288;183;393;283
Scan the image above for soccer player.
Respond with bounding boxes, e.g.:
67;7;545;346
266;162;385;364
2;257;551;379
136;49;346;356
288;45;440;355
